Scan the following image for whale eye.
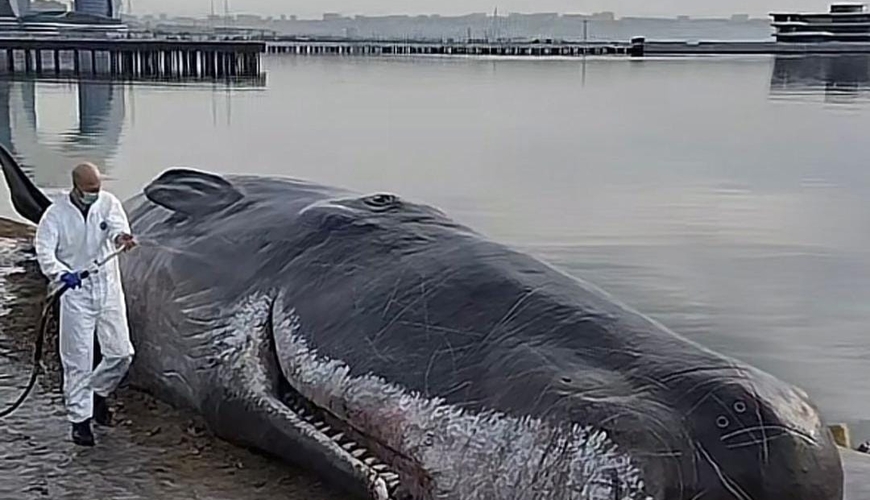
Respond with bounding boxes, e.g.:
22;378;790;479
363;193;398;210
716;416;730;429
734;401;747;414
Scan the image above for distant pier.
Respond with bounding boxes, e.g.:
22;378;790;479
266;38;632;57
0;38;266;81
636;40;870;55
264;36;870;59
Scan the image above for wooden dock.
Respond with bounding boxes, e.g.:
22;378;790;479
0;37;266;81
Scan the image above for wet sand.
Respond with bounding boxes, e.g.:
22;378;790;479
0;219;345;500
0;216;866;500
845;450;870;500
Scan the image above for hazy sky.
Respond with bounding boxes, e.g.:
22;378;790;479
129;1;838;19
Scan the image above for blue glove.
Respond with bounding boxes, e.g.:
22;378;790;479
60;272;82;290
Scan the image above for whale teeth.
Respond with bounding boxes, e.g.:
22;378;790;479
283;397;400;489
372;478;390;500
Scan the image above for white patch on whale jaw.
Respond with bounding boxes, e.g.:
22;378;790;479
211;293;274;393
272;300;654;500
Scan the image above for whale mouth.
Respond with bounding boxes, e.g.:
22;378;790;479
276;379;409;498
265;302;423;500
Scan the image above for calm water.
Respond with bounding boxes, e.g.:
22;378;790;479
1;53;870;441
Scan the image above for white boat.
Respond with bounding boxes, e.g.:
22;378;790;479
771;3;870;42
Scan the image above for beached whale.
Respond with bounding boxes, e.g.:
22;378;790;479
0;150;844;500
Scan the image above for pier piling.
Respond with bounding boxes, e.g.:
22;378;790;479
0;38;265;82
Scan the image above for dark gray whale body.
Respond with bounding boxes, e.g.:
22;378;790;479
1;154;844;500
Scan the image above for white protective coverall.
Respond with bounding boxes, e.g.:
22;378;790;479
34;191;135;424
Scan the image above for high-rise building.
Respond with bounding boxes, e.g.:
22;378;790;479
74;0;116;17
30;0;68;12
0;0;28;17
0;1;14;17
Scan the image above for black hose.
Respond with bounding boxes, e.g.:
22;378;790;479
0;271;90;418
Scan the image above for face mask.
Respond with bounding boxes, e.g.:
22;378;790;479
76;188;99;206
81;192;99;205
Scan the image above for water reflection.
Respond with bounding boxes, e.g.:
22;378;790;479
770;54;870;103
0;78;125;189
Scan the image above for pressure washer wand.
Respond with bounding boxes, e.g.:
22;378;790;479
0;244;132;419
94;245;128;270
42;244;129;299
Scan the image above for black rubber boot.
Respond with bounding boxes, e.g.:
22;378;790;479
71;419;95;447
93;394;113;427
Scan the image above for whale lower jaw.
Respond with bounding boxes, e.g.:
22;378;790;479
197;293;412;500
278;380;408;497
